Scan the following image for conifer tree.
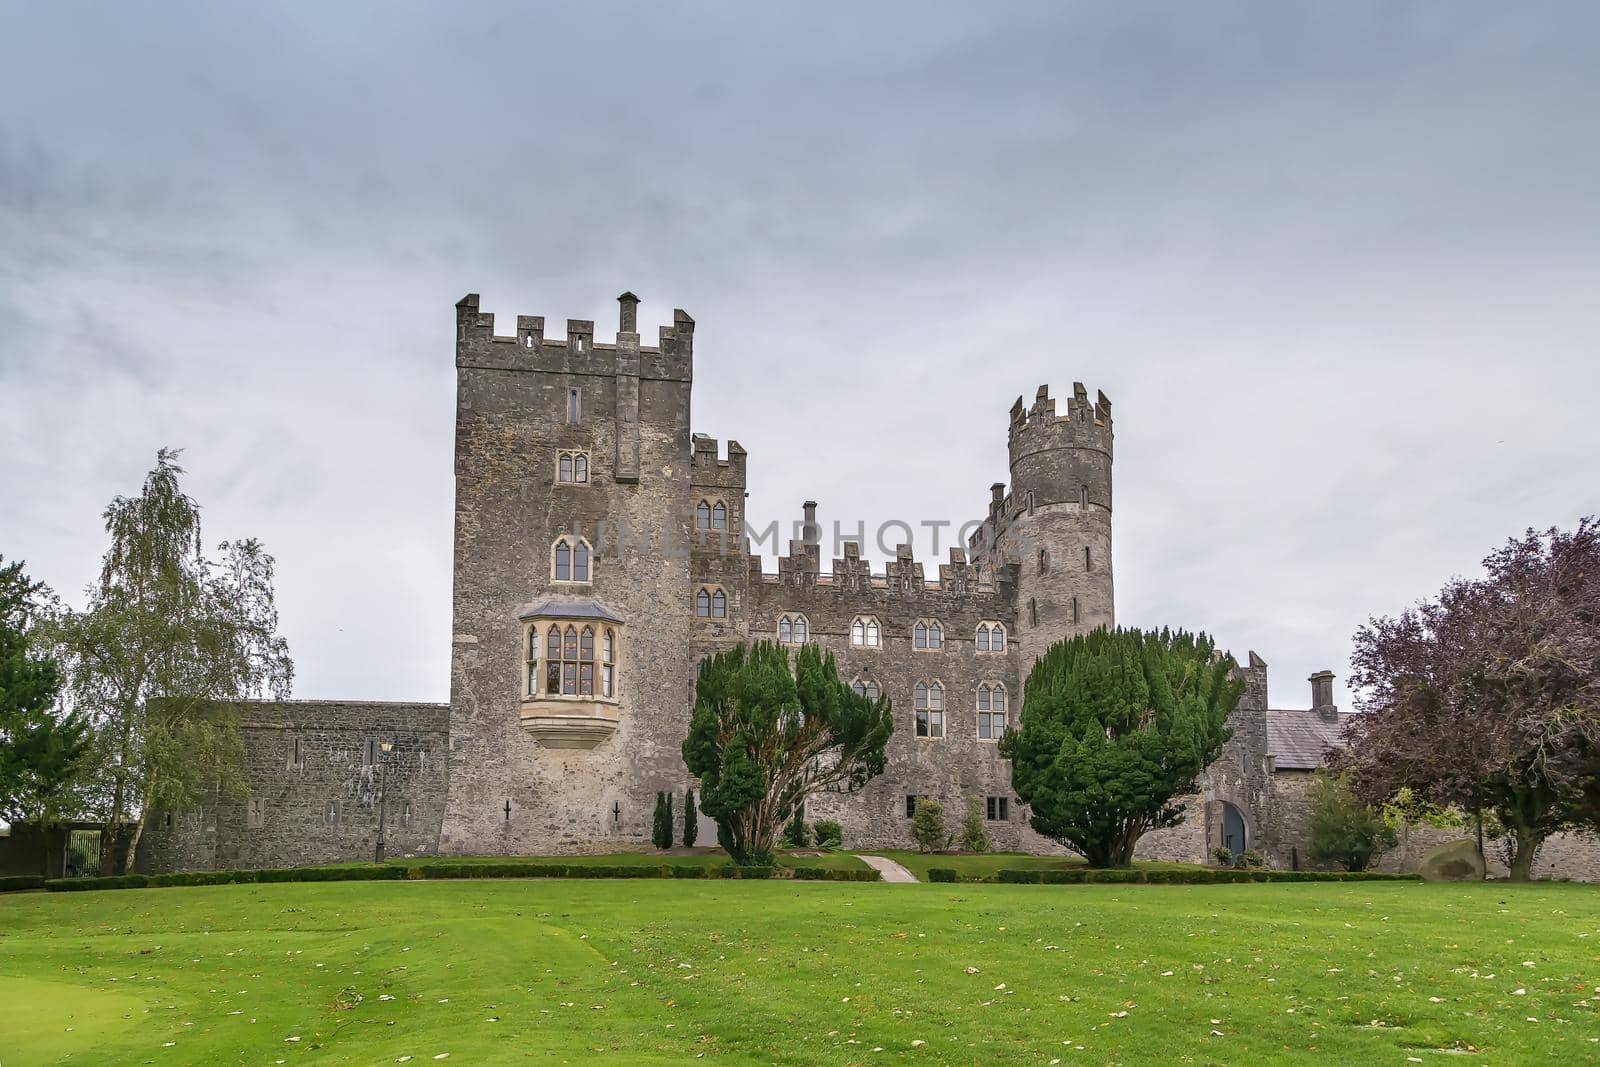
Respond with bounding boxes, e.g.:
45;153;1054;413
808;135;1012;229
0;558;92;845
682;788;698;847
1001;627;1242;867
651;791;672;850
683;640;892;865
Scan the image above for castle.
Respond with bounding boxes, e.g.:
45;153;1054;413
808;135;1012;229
135;292;1599;879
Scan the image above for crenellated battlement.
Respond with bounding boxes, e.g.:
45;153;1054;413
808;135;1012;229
1007;382;1114;456
453;293;694;382
690;434;748;484
748;503;1013;598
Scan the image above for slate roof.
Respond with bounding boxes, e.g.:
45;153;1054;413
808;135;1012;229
516;598;625;623
1266;709;1358;771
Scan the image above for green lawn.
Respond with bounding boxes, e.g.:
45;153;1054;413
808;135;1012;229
2;879;1597;1065
371;849;871;873
862;848;1206;882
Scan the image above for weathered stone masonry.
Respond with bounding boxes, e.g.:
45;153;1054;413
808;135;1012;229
134;291;1600;880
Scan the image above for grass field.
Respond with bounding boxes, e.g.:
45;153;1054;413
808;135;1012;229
858;849;1203;882
2;879;1598;1065
370;849;873;873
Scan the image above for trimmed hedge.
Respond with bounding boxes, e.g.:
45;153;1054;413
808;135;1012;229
9;859;881;894
989;867;1421;885
45;874;151;892
790;866;879;882
0;875;47;892
926;868;958;883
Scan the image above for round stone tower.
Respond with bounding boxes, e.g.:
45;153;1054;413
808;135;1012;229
999;383;1114;666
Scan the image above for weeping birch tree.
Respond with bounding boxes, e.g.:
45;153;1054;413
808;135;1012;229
53;449;293;873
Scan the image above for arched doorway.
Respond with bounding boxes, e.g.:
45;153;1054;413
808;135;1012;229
1220;801;1247;857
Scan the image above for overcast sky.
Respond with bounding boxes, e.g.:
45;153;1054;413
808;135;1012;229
3;2;1597;712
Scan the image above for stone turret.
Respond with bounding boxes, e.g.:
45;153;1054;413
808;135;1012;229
994;382;1115;665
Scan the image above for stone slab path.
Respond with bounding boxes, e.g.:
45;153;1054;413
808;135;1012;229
857;855;919;883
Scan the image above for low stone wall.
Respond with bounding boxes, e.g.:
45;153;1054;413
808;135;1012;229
136;700;450;873
1265;770;1600;882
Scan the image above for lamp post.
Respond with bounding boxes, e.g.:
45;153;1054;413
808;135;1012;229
375;741;394;865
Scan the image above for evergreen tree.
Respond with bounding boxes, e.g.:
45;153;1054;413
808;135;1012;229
910;797;946;853
51;450;294;872
959;796;990;853
683;640;893;865
651;791;672;849
1001;627;1243;867
682;788;698;847
0;558;93;848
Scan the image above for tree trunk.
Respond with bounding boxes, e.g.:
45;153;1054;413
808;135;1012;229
1508;826;1541;882
121;819;144;875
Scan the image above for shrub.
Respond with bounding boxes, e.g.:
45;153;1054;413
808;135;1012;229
791;866;879;882
927;867;959;883
1234;848;1266;870
813;820;843;849
780;810;811;849
910;797;946;853
997;868;1042;884
1308;772;1399;872
1085;869;1144;884
959;797;991;853
1211;845;1236;867
682;788;698;848
1039;869;1089;884
149;869;259;888
652;792;673;850
0;875;46;893
733;865;774;879
46;874;150;891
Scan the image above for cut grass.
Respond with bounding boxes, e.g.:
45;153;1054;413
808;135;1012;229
862;848;1208;882
373;848;871;872
2;879;1597;1065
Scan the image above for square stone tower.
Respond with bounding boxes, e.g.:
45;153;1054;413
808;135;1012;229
438;294;698;854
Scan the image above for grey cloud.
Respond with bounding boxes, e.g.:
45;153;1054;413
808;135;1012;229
3;1;1598;710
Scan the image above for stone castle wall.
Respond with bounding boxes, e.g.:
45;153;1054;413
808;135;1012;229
133;290;1600;883
436;295;697;857
135;700;449;872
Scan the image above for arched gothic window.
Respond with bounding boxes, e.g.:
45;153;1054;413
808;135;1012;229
696;499;730;532
1079;484;1089;507
977;683;1008;740
851;678;881;702
778;612;808;644
976;621;1006;653
913;681;945;738
557;450;590;484
695;586;727;619
851;615;881;647
527;622;617;698
913;619;944;650
552;536;591;583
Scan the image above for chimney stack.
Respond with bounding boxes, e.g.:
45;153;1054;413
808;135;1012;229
617;291;640;335
1310;671;1337;722
801;501;820;546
